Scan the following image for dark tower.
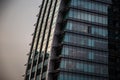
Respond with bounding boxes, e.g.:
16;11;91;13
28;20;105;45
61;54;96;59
108;0;120;80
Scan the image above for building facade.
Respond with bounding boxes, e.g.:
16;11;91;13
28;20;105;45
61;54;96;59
108;0;120;80
25;0;112;80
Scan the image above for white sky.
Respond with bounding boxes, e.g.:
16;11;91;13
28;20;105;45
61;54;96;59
0;0;42;80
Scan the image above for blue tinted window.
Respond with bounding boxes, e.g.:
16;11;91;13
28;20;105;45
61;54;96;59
58;74;64;80
58;72;108;80
66;9;108;25
70;0;108;13
89;64;94;73
88;39;94;47
91;27;108;37
69;74;72;80
63;33;108;49
84;64;88;72
60;60;66;68
64;74;67;80
65;21;108;37
60;59;108;75
64;34;69;42
88;52;94;60
69;22;72;30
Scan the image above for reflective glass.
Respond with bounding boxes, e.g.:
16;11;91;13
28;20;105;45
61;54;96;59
58;71;108;80
60;58;108;75
66;9;108;25
65;21;108;37
63;33;108;49
70;0;108;13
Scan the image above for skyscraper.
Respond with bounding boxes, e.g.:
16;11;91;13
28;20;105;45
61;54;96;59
25;0;112;80
108;0;120;80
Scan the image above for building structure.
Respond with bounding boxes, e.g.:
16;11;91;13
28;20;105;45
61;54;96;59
25;0;112;80
108;0;120;80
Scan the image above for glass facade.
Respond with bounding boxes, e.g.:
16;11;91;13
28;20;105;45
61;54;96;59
58;72;107;80
65;21;108;37
66;9;108;25
61;45;108;63
25;0;111;80
60;58;108;75
56;0;110;80
70;0;108;13
63;33;108;50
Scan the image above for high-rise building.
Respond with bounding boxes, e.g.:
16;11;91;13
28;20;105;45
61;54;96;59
24;0;112;80
108;0;120;80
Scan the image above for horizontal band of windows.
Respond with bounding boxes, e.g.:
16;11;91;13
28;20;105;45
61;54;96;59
69;6;108;16
65;19;108;38
70;0;109;14
63;33;108;50
65;9;108;25
60;58;108;76
62;41;108;51
64;30;108;40
57;69;108;78
57;72;108;80
59;68;108;77
65;18;108;28
61;45;108;55
60;55;108;65
66;16;108;26
65;19;108;29
63;31;108;42
61;42;108;52
61;45;108;64
60;43;108;64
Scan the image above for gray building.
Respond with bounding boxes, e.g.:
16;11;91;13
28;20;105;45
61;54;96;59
25;0;112;80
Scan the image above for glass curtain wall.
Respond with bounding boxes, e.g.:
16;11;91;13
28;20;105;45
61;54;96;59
57;0;110;80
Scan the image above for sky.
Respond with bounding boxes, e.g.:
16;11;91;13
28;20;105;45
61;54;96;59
0;0;42;80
